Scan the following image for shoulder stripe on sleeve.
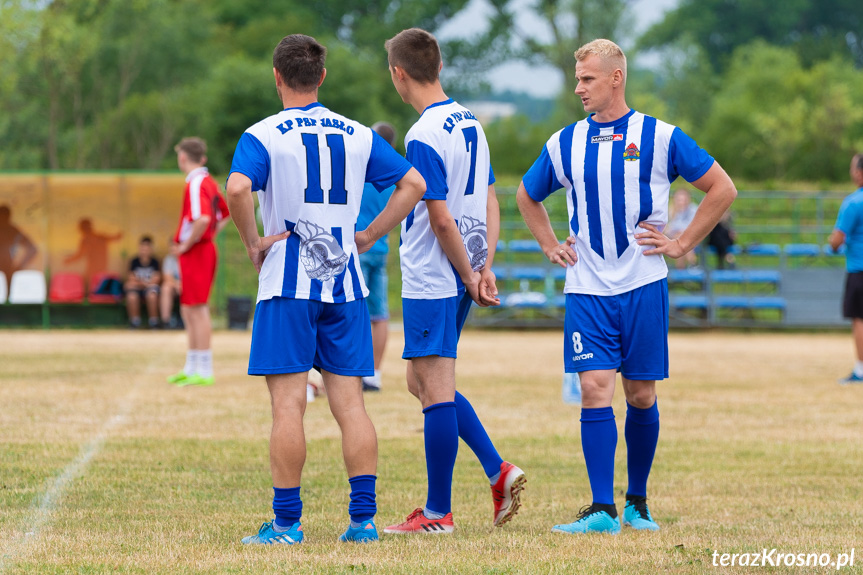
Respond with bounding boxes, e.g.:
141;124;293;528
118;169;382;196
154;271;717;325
190;175;203;219
559;124;575;189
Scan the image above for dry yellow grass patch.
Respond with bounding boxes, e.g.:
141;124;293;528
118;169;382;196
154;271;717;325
0;329;861;574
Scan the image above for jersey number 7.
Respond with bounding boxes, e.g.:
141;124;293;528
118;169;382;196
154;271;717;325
462;126;477;196
301;132;347;205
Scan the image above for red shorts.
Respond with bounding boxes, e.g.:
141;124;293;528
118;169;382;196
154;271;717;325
179;241;217;305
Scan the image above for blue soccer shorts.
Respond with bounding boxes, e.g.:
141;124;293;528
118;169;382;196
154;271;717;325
359;252;389;322
563;278;669;380
248;296;373;376
402;291;473;359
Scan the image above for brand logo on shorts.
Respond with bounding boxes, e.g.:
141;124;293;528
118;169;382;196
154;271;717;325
460;215;488;272
571;332;595;361
296;219;349;281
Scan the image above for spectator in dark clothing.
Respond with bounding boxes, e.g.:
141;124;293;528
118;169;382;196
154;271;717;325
708;210;736;269
126;236;161;328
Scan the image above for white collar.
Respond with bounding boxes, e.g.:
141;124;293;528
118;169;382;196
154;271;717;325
185;166;209;182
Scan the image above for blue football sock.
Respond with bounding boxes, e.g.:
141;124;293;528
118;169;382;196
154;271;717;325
348;474;377;524
625;399;660;498
580;406;617;505
423;507;446;520
454;391;504;480
273;486;302;529
423;401;458;516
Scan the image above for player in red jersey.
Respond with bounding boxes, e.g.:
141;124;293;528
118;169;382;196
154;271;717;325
167;137;231;386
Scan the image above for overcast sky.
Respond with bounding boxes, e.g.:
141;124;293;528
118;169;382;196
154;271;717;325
438;0;679;97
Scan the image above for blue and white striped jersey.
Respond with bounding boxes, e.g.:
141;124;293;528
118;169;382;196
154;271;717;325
400;99;495;299
523;110;714;296
229;102;412;303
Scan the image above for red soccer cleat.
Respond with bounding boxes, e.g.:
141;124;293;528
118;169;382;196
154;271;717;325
383;508;455;534
491;461;526;527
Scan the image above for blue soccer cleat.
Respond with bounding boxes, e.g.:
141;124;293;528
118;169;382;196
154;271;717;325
241;520;303;545
623;495;660;531
839;372;863;385
339;519;379;543
552;504;621;534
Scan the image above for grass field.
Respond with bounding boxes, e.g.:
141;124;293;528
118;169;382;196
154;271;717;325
1;329;861;574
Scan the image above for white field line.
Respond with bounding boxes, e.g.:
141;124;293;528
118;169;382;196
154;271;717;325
0;354;165;572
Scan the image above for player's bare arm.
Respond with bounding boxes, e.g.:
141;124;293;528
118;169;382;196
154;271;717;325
426;198;484;306
516;182;577;268
125;273;142;290
226;172;291;273
637;162;737;258
829;229;846;252
175;215;211;255
355;167;425;254
64;242;85;264
479;184;501;306
215;215;232;236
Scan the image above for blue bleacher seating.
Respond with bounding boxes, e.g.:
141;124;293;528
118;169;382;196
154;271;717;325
667;268;706;283
715;296;786;314
707;245;742;255
480;234;811;327
671;295;709;309
714;296;752;308
783;243;820;257
746;244;781;256
510;266;547;281
746;270;781;285
750;297;787;310
711;270;745;283
507;239;542;252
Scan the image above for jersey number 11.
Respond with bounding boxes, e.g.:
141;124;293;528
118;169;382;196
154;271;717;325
301;132;347;205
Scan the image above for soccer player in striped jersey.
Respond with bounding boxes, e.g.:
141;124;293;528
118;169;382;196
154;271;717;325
225;34;426;545
382;28;525;536
518;39;737;534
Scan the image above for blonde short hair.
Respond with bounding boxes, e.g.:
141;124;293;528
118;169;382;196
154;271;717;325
575;39;627;83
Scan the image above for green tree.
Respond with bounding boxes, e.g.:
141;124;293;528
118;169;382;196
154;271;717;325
0;0;215;170
0;0;491;171
640;0;863;72
481;0;633;118
700;42;863;181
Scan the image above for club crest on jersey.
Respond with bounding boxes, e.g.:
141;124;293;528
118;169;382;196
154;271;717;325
590;134;624;143
296;220;349;281
623;142;640;161
459;215;488;272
